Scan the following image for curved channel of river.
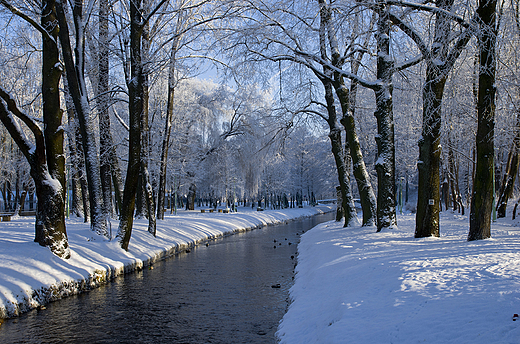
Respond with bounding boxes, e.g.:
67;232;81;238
0;212;334;344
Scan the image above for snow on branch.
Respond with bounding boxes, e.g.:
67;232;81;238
384;0;471;27
396;54;423;71
112;107;130;132
0;0;57;44
0;87;40;159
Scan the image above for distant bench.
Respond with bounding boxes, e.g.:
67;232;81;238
0;213;13;222
0;210;36;221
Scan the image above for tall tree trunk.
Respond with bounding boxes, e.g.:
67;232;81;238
415;67;446;237
373;4;397;232
55;0;108;237
317;3;357;226
0;30;70;258
321;0;377;226
448;145;463;213
317;0;357;226
37;0;69;257
110;139;124;215
325;81;357;226
469;0;497;241
333;69;377;227
98;0;114;219
139;7;156;235
496;111;520;218
117;0;144;250
414;0;456;238
76;127;90;222
65;92;88;219
157;32;182;220
42;0;65;201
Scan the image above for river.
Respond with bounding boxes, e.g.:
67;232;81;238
0;212;334;343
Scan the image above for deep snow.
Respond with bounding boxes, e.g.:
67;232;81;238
0;205;333;319
1;205;519;343
277;210;520;344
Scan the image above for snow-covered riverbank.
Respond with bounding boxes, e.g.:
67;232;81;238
0;205;333;319
277;210;520;343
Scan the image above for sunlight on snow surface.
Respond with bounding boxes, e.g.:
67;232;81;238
0;205;519;343
277;211;520;343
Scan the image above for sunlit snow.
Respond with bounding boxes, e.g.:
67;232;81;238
1;205;519;343
277;210;520;343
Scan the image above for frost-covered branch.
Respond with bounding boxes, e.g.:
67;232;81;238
0;86;43;155
113;107;130;131
396;54;423;71
0;0;56;43
384;0;471;27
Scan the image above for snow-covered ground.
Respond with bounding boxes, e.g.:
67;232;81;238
3;205;519;343
0;205;333;319
277;210;520;344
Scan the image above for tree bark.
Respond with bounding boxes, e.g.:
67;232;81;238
65;92;89;219
325;82;357;226
373;4;397;232
469;0;497;241
496;112;520;218
98;0;114;219
318;0;357;226
186;182;196;211
0;88;70;259
117;0;144;250
321;0;377;226
139;3;156;235
414;0;455;238
55;0;108;237
415;68;445;237
157;31;182;220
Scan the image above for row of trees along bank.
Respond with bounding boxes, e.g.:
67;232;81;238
0;0;511;258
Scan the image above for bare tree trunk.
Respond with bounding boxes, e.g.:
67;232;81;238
0;0;69;257
110;140;124;215
139;8;156;235
414;0;456;238
496;111;520;218
76;127;90;222
66;93;88;219
37;0;69;257
157;33;181;220
469;0;497;241
334;75;377;227
325;81;357;226
117;0;144;250
319;0;377;227
373;4;397;232
98;0;114;219
55;0;108;237
318;0;357;226
186;182;196;211
415;68;445;237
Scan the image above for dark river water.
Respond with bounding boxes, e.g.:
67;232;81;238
0;212;334;344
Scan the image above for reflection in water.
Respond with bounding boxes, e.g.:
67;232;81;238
0;213;334;343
